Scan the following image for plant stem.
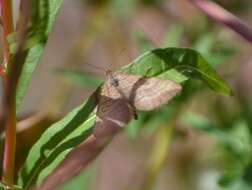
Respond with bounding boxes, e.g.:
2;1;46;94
2;94;16;186
189;0;252;44
0;0;15;187
1;0;13;65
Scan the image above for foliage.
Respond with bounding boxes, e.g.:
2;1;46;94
18;47;231;189
1;0;251;190
13;0;64;110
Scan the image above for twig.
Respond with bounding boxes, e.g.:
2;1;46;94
189;0;252;45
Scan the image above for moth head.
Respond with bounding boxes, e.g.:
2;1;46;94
106;70;119;87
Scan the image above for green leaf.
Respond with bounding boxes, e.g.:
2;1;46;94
18;90;98;189
18;47;231;189
122;47;232;95
55;68;103;87
15;0;64;110
182;111;251;152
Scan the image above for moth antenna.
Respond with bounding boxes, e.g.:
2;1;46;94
108;47;128;71
84;62;106;73
117;47;127;57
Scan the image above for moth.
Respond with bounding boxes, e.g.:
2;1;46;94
93;70;182;138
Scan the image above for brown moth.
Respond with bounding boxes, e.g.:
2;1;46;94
93;70;182;138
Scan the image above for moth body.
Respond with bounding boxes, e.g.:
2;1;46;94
93;70;182;138
106;70;119;87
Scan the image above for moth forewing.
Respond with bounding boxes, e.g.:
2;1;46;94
109;72;182;111
133;77;182;110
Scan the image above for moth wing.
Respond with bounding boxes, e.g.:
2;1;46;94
93;82;134;138
113;73;182;111
133;78;181;110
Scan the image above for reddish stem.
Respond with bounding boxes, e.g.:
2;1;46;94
1;0;13;65
0;0;16;187
190;0;252;45
2;94;16;186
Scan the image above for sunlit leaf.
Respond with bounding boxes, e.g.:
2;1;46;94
122;47;232;95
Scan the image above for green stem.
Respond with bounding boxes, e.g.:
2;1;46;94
0;0;15;187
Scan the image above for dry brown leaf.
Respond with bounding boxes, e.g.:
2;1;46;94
37;71;182;190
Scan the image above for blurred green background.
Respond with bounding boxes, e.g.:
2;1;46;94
12;0;252;189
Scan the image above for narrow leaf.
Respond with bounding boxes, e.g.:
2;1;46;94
18;90;99;189
122;47;232;95
16;0;64;110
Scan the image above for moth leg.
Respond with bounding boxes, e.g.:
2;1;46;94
126;101;138;120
